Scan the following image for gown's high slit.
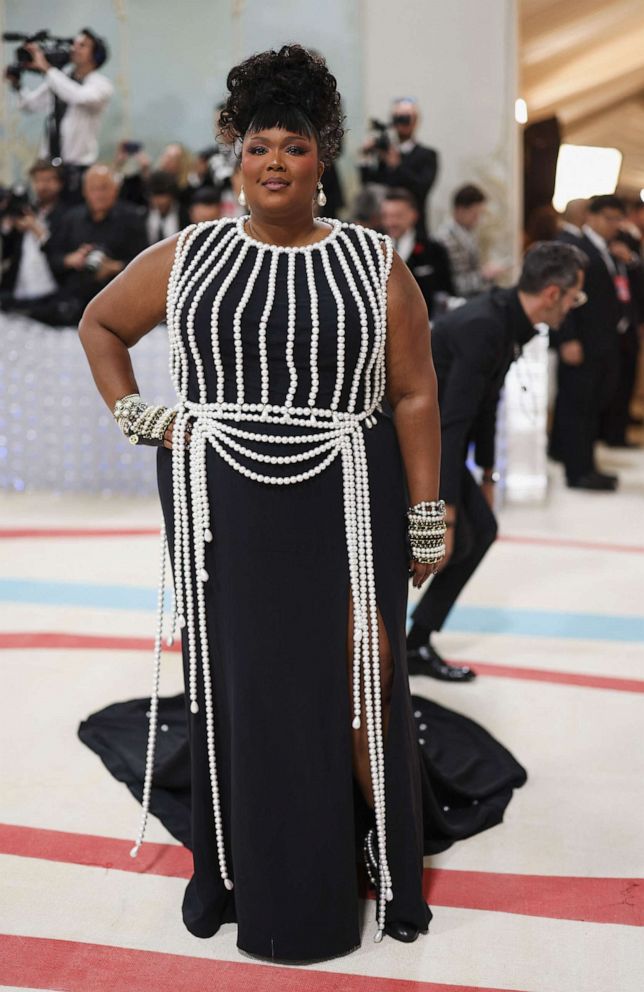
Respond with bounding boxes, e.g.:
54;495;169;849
79;217;527;962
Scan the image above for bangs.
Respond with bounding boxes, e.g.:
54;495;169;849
246;103;319;144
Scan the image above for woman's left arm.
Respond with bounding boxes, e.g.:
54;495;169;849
385;252;441;588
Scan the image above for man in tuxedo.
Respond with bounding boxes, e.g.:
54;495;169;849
552;195;628;489
359;98;438;237
0;159;67;310
407;242;587;681
145;171;189;245
380;188;454;317
559;198;588;242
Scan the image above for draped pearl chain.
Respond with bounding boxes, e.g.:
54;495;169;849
133;217;395;939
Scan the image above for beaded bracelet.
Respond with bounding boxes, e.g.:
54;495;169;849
407;499;446;565
113;393;177;447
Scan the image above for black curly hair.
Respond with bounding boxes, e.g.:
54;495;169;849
219;44;345;165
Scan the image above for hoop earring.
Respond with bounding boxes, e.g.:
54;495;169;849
238;187;247;207
316;182;327;207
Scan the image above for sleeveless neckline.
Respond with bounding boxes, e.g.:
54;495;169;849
235;215;343;253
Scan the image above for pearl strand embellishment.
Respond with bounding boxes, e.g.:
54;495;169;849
133;218;395;933
130;523;168;858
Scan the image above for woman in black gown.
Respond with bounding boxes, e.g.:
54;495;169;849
79;45;526;963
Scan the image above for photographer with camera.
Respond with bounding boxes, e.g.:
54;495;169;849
22;165;146;327
359;98;438;238
0;159;67;312
5;29;113;201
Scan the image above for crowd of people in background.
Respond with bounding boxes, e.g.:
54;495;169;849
2;28;644;499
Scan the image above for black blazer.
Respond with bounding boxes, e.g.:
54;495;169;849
431;287;536;505
0;202;67;293
360;143;438;234
45;200;148;305
404;236;454;317
558;233;623;356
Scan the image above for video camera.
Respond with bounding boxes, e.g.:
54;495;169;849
0;185;31;219
2;30;74;84
368;114;414;153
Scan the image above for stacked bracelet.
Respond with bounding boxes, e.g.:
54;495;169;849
407;499;447;565
113;393;177;447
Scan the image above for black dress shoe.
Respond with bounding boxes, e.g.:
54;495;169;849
568;472;616;491
594;470;618;484
407;643;477;681
384;921;420;943
604;439;640;450
363;829;422;943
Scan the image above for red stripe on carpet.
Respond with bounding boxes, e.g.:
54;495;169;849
2;526;643;555
0;527;158;539
3;632;642;694
424;868;644;926
3;824;642;926
453;659;644;694
0;632;181;654
0;934;526;992
0;823;192;879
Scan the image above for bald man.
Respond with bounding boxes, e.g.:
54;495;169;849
359;98;438;237
37;165;147;325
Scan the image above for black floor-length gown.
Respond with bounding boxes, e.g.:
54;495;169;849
80;217;526;962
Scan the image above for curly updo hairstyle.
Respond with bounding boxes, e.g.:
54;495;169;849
219;44;345;165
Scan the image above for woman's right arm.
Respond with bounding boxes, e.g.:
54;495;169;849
78;233;181;412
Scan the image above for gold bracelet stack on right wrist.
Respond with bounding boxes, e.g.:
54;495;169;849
407;499;447;565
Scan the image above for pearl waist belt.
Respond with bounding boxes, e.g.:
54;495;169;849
132;399;394;941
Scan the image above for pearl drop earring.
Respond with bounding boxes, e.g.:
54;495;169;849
316;182;327;207
238;187;247;207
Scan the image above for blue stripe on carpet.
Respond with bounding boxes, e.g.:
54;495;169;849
1;579;643;642
443;604;644;642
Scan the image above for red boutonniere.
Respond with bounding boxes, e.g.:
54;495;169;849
413;243;424;255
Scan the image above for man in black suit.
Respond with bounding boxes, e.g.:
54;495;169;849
33;164;147;326
551;195;628;489
380;188;454;317
407;242;588;681
145;171;190;245
0;160;67;310
599;231;644;448
359;99;438;238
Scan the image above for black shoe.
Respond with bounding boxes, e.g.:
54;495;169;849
603;439;640;450
594;470;618;484
567;472;617;491
407;642;477;681
593;471;618;488
384;920;420;942
363;829;421;943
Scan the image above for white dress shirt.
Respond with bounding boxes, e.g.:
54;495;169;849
13;209;58;300
147;207;182;245
394;228;416;262
17;67;113;166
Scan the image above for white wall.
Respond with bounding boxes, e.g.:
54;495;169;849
361;0;520;266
